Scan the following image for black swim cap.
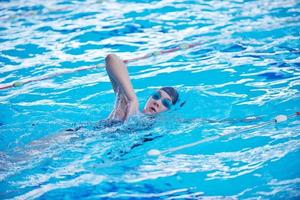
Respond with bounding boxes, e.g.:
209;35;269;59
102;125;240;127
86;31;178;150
160;87;179;105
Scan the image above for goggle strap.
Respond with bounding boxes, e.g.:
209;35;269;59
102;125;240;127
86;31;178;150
179;100;186;108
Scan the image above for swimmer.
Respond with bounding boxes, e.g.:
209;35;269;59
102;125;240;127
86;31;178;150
105;54;179;122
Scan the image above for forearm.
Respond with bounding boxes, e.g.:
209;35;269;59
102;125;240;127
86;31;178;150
105;54;137;102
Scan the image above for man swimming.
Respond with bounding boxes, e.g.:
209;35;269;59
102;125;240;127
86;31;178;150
105;54;179;122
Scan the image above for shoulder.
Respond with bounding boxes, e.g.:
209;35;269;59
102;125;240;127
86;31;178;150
94;119;123;129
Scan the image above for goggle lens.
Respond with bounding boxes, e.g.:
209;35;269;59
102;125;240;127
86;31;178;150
152;92;161;100
162;99;172;109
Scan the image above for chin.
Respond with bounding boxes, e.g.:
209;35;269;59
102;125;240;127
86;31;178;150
142;108;156;115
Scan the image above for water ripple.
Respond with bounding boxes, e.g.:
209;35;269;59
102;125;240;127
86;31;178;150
0;0;299;199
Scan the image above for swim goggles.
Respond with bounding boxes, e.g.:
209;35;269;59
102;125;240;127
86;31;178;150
151;91;173;109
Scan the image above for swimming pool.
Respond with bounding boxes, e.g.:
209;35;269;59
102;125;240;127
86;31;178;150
0;0;299;199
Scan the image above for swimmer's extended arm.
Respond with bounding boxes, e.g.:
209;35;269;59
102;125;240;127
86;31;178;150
105;54;139;120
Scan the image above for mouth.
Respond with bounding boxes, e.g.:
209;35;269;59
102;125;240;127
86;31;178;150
149;106;156;113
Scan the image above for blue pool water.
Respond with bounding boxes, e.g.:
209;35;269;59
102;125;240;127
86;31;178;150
0;0;300;199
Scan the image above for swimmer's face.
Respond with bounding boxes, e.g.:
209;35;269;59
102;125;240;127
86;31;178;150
143;89;173;115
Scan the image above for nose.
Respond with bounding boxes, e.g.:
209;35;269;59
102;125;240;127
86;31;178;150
153;101;159;108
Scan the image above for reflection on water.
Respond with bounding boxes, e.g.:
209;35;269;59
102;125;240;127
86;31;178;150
0;0;300;199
